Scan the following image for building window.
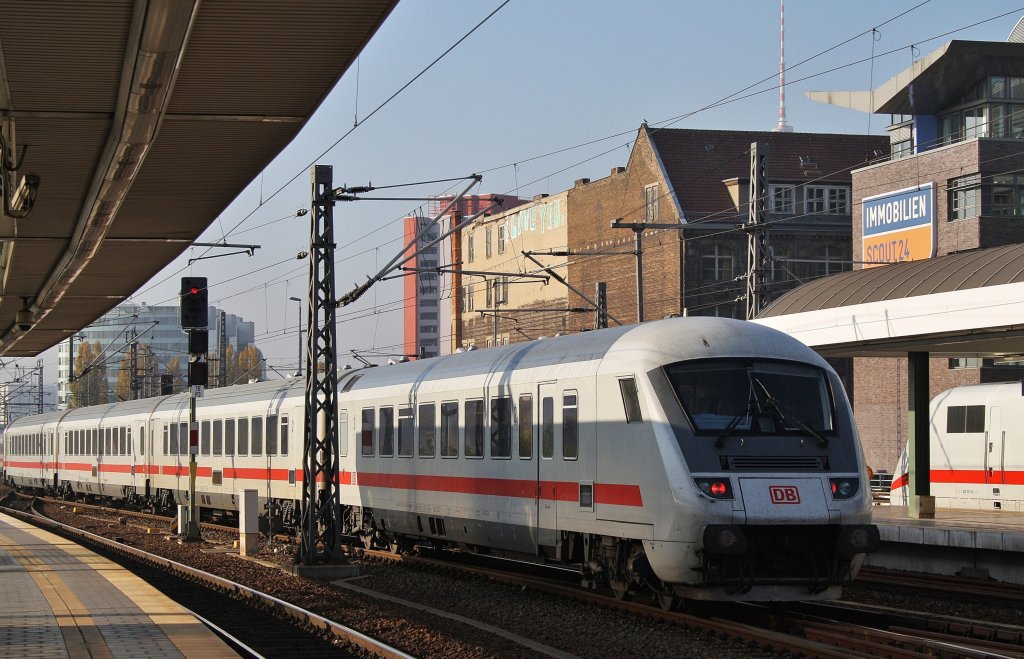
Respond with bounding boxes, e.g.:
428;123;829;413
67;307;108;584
769;184;794;214
486;280;493;308
485;226;493;259
419;325;437;334
462;284;474;312
701;244;734;282
805;185;849;215
467;233;475;263
891;139;912;159
645;184;659;223
497;224;506;254
988;173;1024;216
419;312;438;321
813;245;844;277
949;175;980;220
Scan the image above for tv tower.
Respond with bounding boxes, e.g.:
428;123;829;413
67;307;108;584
773;0;794;132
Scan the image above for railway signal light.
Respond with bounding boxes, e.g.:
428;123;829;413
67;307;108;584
188;361;208;387
180;277;208;329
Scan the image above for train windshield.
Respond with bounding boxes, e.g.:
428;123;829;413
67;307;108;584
665;359;834;436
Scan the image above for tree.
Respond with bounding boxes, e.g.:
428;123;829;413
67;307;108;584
236;345;265;383
165;355;181;394
70;341;109;408
115;343;161;400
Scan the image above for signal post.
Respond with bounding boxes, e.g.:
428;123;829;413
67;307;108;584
180;277;208;541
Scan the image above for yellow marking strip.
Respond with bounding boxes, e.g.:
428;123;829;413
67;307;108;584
0;533;112;658
0;514;235;658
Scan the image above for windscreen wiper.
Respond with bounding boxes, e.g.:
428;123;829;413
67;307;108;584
752;377;829;447
714;413;745;448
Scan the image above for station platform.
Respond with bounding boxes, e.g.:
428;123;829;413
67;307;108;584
0;512;236;658
866;505;1024;584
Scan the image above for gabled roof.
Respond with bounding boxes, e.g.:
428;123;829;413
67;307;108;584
646;127;888;220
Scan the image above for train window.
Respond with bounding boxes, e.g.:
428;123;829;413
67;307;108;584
441;402;459;458
361;409;375;456
225;419;236;455
542;397;554;459
519;395;533;459
491;397;512;458
360;409;376;456
165;424;171;456
465;400;484;458
139;427;144;456
619;378;642;423
213;419;223;456
397;407;414;456
201;420;211;456
379;407;394;457
92;429;98;456
266;415;278;455
946;405;985;433
237;417;249;456
120;427;127;455
280;415;288;456
127;427;132;455
563;391;578;460
417;404;435;457
179;423;189;455
105;428;112;456
251;417;263;456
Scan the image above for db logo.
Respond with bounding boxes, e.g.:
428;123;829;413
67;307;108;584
769;485;800;504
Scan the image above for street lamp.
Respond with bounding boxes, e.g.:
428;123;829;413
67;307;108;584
289;297;303;376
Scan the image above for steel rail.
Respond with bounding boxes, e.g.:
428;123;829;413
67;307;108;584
2;499;412;659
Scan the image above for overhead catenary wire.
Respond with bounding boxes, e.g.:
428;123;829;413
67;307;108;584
75;5;1023;378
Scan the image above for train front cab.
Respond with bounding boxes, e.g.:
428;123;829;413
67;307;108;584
652;356;879;600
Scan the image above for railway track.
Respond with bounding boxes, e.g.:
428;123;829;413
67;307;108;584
359;547;1024;658
0;496;411;659
858;565;1024;604
13;491;1024;657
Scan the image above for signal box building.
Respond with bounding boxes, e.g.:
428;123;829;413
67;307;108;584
797;39;1024;473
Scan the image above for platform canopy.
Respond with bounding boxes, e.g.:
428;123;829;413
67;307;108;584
754;244;1024;358
0;0;397;356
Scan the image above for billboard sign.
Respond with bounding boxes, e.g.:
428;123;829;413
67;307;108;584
862;183;935;267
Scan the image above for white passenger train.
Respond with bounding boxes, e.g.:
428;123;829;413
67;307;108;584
891;381;1024;511
2;317;878;602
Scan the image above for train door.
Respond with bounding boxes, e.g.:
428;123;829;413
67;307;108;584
986;406;1005;485
537;382;559;548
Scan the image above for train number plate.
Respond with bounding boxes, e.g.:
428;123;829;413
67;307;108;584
769;485;800;504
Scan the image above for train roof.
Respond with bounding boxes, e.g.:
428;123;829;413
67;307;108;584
345;317;830;393
4;318;827;432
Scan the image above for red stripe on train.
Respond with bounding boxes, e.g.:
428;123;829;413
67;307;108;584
891;469;1024;489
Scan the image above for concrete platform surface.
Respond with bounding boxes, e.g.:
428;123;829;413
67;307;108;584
0;511;236;658
868;505;1024;583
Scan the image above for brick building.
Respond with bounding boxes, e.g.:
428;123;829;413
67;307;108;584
565;125;888;330
807;40;1024;473
456;124;887;352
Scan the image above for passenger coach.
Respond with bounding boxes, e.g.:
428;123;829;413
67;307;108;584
3;317;879;602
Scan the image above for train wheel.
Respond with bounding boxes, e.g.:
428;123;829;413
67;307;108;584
657;592;678;611
610;581;629;601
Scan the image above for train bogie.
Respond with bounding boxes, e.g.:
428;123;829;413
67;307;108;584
3;317;878;602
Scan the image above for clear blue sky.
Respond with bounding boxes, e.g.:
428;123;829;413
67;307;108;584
16;0;1024;388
